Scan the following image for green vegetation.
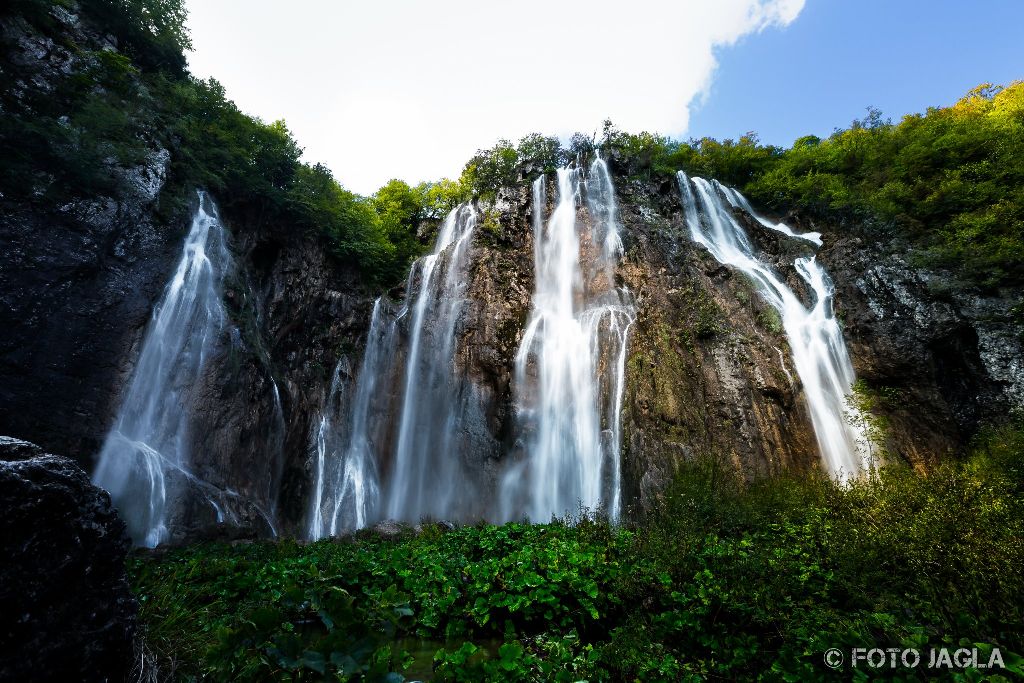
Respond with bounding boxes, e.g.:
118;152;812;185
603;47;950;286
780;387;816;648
0;0;439;284
599;85;1024;289
848;379;904;450
456;86;1024;292
131;425;1024;681
5;2;1021;289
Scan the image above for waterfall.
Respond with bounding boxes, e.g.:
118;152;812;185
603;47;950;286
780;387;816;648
307;299;391;539
501;159;636;522
92;191;232;546
386;203;478;521
308;203;479;536
676;172;872;480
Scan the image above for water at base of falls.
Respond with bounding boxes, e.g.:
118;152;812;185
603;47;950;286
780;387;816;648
93;191;233;547
676;172;873;481
499;159;636;523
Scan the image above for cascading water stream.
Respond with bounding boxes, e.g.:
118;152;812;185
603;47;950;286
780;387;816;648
308;203;478;537
502;159;635;522
386;204;478;520
93;191;232;546
307;299;393;539
676;172;872;480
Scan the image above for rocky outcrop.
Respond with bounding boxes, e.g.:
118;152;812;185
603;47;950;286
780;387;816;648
0;437;137;683
614;176;820;511
435;170;820;517
3;3;1021;540
820;236;1023;469
0;7;374;541
0;6;184;467
166;215;374;539
452;160;1023;512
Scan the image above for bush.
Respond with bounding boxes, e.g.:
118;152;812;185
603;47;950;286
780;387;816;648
130;425;1024;681
1;1;429;286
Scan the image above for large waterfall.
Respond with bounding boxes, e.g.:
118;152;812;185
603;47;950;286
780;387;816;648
93;192;232;546
386;204;478;519
308;204;478;535
307;299;392;539
500;159;636;522
90;167;872;545
676;172;872;480
309;162;637;534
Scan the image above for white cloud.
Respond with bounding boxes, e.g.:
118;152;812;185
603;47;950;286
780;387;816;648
184;0;805;194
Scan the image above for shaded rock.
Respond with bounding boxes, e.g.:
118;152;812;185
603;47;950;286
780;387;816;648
370;519;411;538
0;437;137;683
820;239;1022;468
0;435;44;461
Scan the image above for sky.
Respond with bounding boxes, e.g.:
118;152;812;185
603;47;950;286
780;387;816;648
184;1;1023;195
687;0;1024;146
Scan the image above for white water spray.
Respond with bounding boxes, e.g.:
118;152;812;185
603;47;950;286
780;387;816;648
386;204;478;520
307;299;393;539
93;191;232;546
676;172;872;480
502;159;635;522
308;203;479;537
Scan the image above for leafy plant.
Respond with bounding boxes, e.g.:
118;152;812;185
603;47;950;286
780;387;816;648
130;424;1024;681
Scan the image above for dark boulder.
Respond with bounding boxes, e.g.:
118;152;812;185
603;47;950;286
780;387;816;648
0;437;137;683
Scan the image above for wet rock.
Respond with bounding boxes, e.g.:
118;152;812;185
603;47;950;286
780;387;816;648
0;6;184;469
0;8;375;542
0;437;137;683
820;238;1022;468
370;519;411;538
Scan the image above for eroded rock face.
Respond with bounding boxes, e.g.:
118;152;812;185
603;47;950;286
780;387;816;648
821;237;1023;469
0;9;183;467
612;176;820;512
456;161;1023;512
2;7;1020;539
430;170;820;517
173;216;375;538
0;437;137;683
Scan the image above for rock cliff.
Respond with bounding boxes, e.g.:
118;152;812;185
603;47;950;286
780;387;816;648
2;6;1022;541
0;436;137;682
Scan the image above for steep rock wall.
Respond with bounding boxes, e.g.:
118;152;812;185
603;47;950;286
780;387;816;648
3;4;1020;538
435;168;819;518
820;233;1023;470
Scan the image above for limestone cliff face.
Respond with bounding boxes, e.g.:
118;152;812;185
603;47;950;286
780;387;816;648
6;140;1023;538
446;158;1023;515
161;213;375;540
820;234;1023;470
0;4;181;465
0;180;375;540
435;168;819;518
0;5;378;539
3;3;1021;538
0;148;181;466
613;175;821;512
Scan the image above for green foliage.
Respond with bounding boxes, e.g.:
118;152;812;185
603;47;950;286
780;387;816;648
0;9;154;201
131;425;1024;681
600;83;1024;289
745;84;1024;288
0;1;435;286
462;133;567;199
9;4;1020;290
80;0;192;73
368;178;472;276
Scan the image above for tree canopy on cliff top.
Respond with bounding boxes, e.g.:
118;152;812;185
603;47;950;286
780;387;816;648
3;1;1022;290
